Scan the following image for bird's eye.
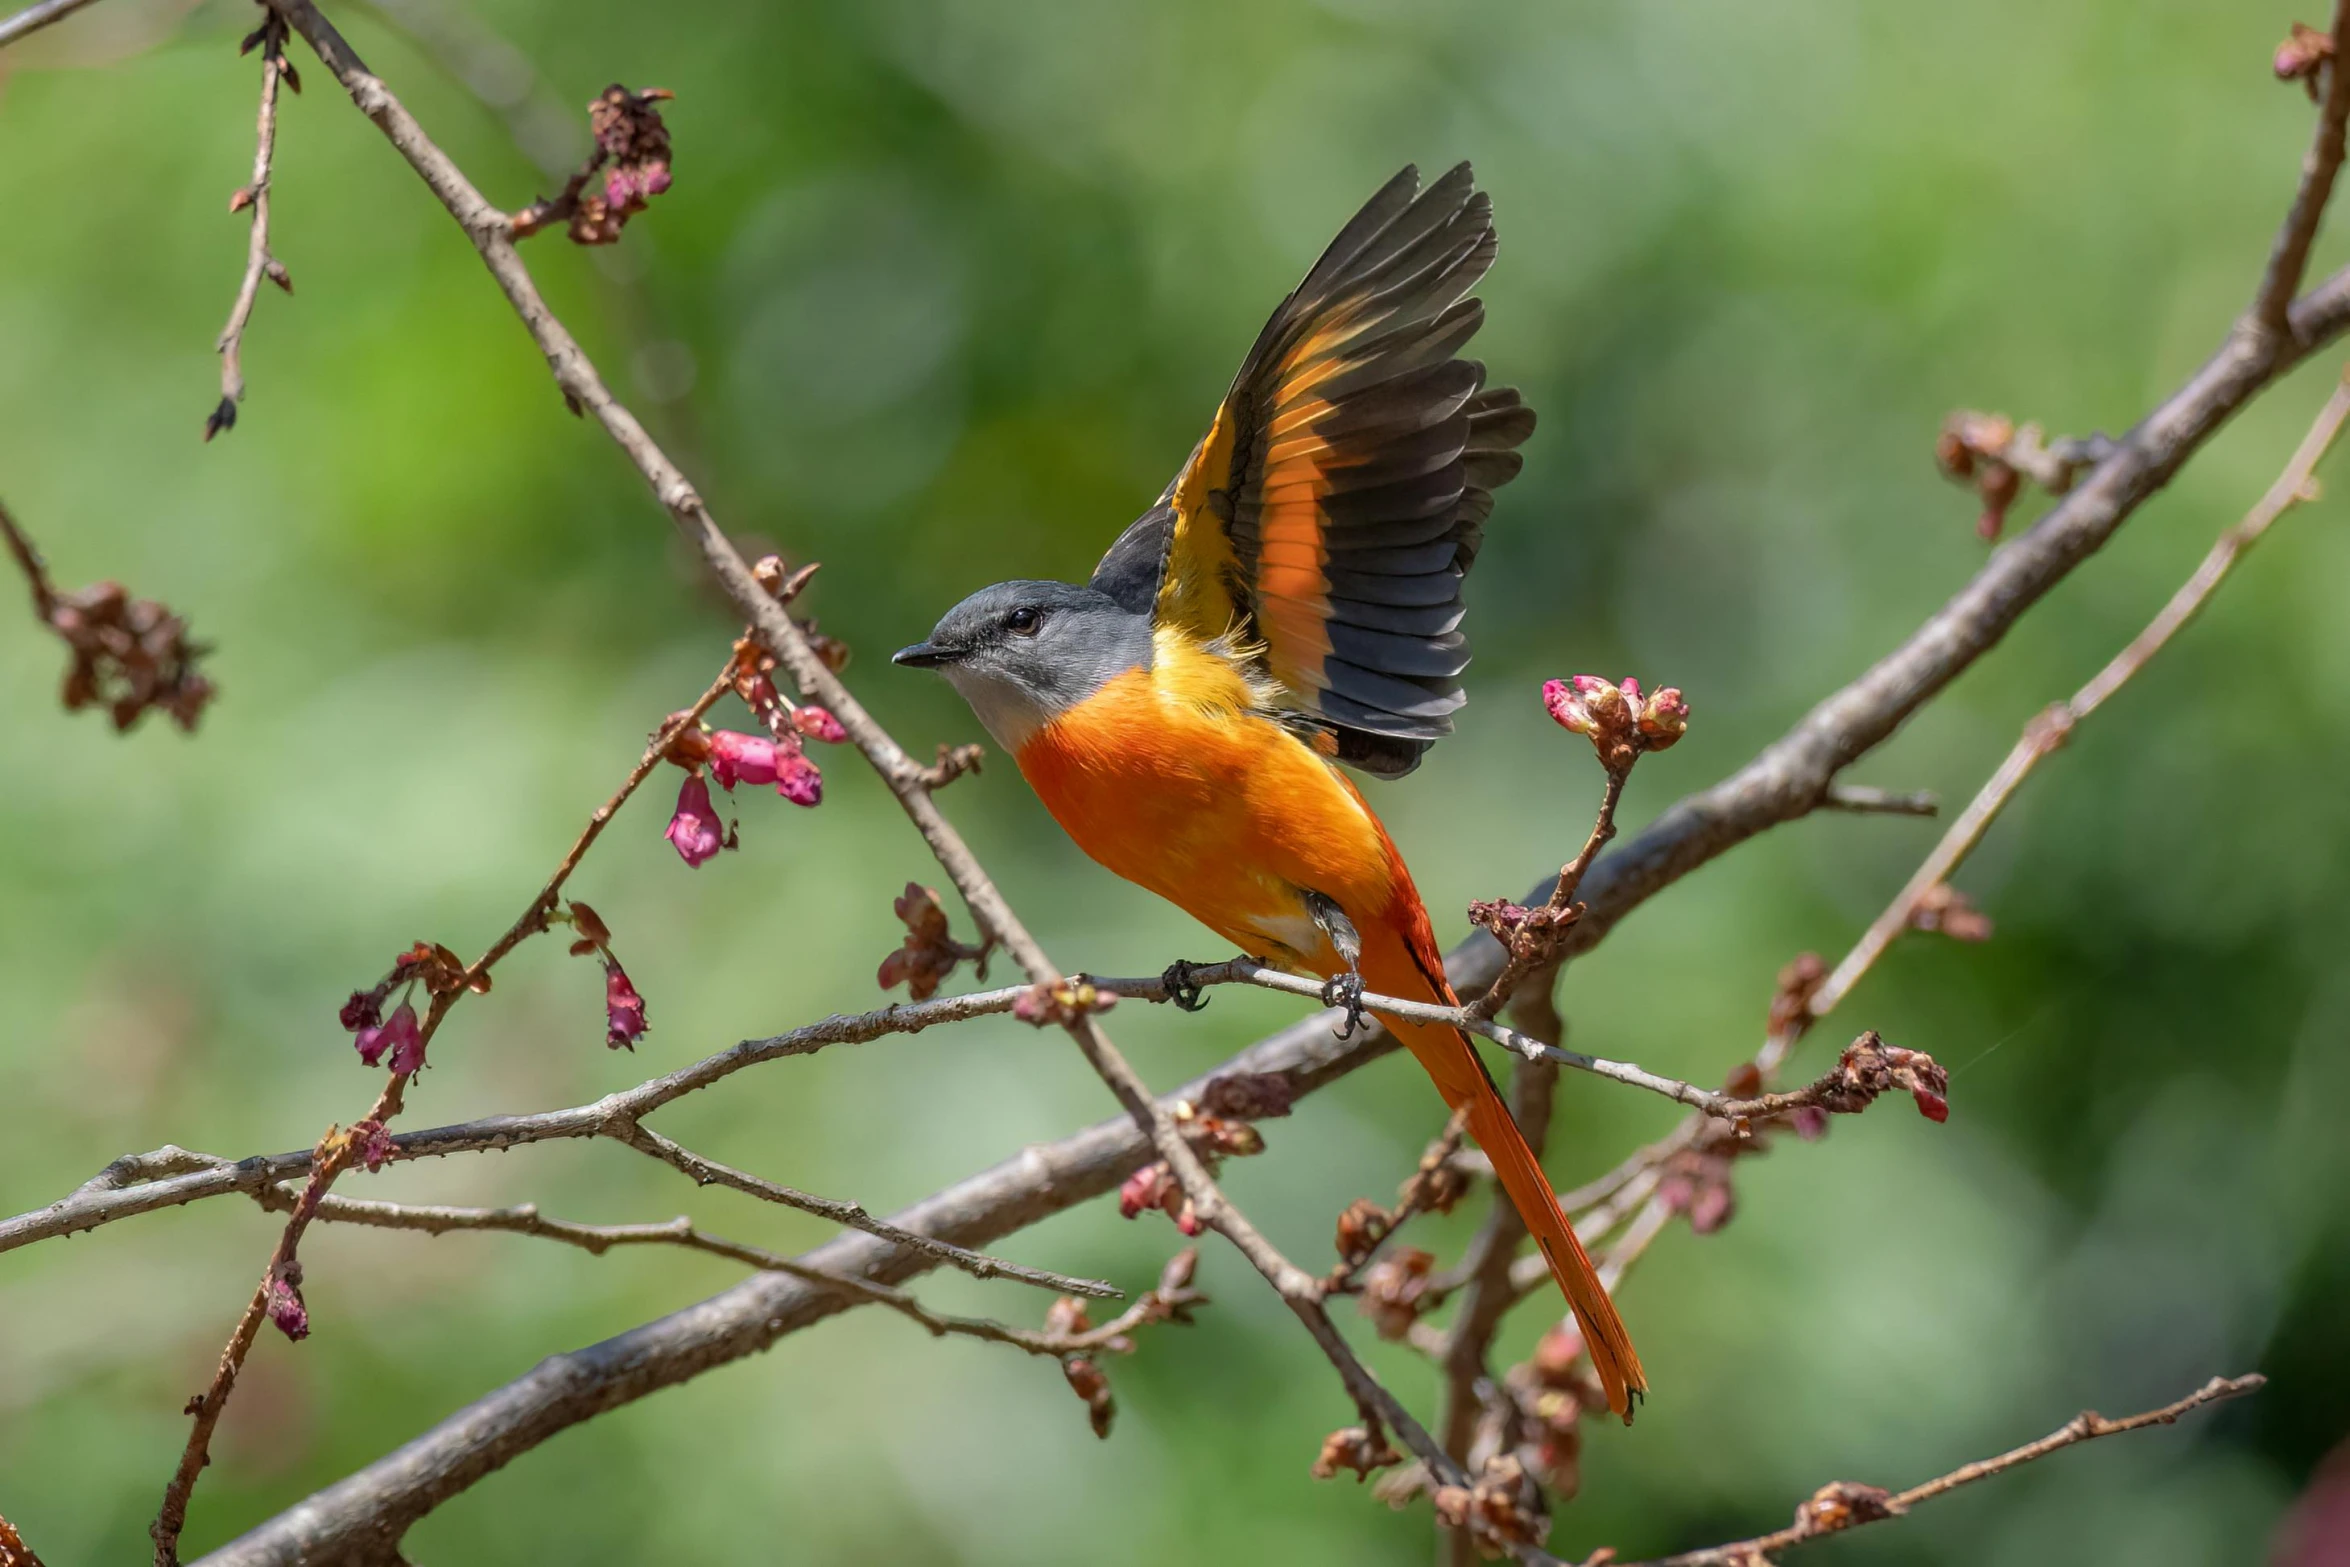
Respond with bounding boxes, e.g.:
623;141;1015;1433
1005;606;1042;636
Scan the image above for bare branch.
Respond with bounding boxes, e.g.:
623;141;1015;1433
2256;0;2350;332
208;11;293;442
1603;1374;2264;1567
613;1121;1119;1298
262;1186;1167;1357
0;0;101;49
1778;365;2350;1070
1818;784;1938;817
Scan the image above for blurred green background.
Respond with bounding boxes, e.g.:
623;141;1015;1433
4;0;2348;1561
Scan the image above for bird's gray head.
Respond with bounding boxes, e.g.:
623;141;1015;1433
892;579;1153;752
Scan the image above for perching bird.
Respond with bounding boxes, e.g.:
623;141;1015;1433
894;164;1645;1418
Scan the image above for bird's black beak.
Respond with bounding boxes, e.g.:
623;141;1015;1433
892;642;952;669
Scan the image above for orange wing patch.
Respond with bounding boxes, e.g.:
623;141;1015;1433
1100;163;1537;779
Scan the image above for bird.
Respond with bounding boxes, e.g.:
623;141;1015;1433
893;163;1645;1418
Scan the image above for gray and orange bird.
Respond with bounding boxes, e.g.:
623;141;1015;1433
896;164;1645;1417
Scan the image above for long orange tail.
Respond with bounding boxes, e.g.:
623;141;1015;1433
1362;913;1647;1420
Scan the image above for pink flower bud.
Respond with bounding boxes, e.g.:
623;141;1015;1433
708;729;781;790
774;747;823;807
793;705;847;744
1541;678;1596;736
1637;687;1689;749
605;963;648;1051
265;1261;309;1342
665;775;724;866
354;1000;422;1071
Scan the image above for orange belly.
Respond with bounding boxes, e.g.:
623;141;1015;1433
1014;660;1405;970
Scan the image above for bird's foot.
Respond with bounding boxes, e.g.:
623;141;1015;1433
1321;970;1368;1040
1161;959;1212;1013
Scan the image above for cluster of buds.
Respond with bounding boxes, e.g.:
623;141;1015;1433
264;1258;308;1343
1333;1198;1395;1269
1814;1030;1950;1123
875;882;992;1000
1357;1246;1435;1341
1042;1249;1206;1439
1118;1073;1294;1236
562;900;649;1051
1432;1453;1549;1559
41;577;215;732
513;86;676;245
351;1117;396;1175
1542;675;1687;769
2278;21;2337;99
1504;1326;1610;1499
338;941;480;1076
1010;977;1118;1027
1310;1423;1403;1482
1116;1162;1200;1235
656;651;844;870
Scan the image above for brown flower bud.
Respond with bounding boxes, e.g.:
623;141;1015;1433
1311;1424;1403;1481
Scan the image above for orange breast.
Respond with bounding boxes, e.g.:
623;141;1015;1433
1014;636;1404;966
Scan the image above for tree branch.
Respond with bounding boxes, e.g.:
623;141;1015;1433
2255;0;2350;333
0;0;100;49
207;10;293;442
1776;364;2350;1071
1602;1374;2264;1567
257;1185;1177;1359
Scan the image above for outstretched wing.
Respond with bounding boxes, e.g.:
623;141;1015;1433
1090;162;1536;778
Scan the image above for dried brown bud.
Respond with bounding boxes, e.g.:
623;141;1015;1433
1043;1296;1092;1339
1334;1197;1394;1267
876;882;989;1000
1357;1247;1435;1340
1198;1071;1296;1120
1767;952;1828;1036
1311;1424;1403;1482
1062;1355;1115;1438
1799;1481;1903;1534
1909;883;1994;943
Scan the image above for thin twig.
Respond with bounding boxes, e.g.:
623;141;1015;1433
260;1186;1153;1355
0;499;58;620
208;11;292;442
1818;784;1938;817
1776;365;2350;1074
1604;1374;2264;1567
1466;765;1631;1024
615;1122;1118;1298
0;0;101;48
2255;0;2350;333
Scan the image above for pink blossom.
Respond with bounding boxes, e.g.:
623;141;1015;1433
774;747;823;807
355;1118;397;1173
605;963;648;1051
665;774;724;866
708;729;782;790
354;1000;421;1072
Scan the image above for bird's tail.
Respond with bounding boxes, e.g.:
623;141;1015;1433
1364;926;1647;1421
